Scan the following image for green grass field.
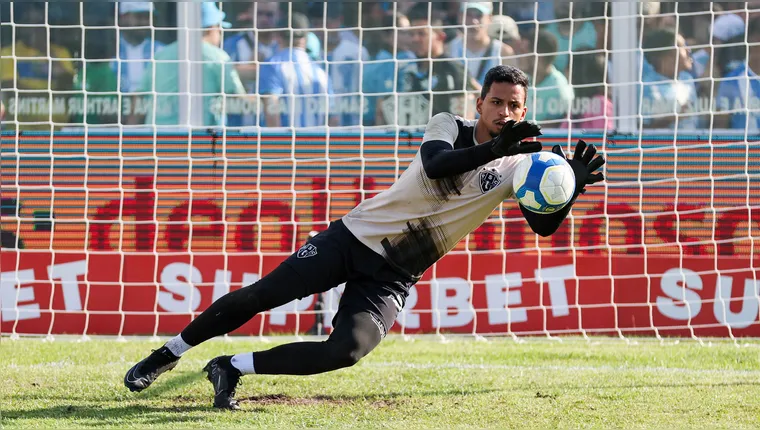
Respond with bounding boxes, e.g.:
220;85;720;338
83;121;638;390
3;336;760;428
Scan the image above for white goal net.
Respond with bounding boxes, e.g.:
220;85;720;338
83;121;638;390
1;2;759;340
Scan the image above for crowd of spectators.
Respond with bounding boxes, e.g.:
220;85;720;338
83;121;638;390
2;1;760;132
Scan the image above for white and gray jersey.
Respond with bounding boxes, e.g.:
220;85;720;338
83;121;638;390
342;112;527;279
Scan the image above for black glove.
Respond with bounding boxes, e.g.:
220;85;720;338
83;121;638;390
552;139;605;195
491;120;543;157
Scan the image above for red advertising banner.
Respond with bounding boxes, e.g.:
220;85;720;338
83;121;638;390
1;131;760;336
2;250;760;337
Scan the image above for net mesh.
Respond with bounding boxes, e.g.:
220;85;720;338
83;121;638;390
1;2;759;340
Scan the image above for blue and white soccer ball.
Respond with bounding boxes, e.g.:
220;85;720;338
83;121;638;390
512;152;576;214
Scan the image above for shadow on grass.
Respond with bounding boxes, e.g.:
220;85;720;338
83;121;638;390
139;370;206;399
238;387;505;409
1;404;216;427
3;387;506;423
8;370;206;403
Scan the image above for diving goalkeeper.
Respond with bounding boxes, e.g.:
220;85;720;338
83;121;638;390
124;65;605;410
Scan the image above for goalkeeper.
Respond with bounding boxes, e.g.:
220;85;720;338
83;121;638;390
124;65;606;410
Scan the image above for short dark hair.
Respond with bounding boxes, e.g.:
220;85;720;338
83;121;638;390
716;34;747;74
643;28;678;65
406;2;443;27
480;65;529;100
571;51;607;98
535;29;559;65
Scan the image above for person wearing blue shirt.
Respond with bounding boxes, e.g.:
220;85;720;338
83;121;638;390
362;12;416;126
259;13;337;128
715;34;760;132
640;28;700;130
114;2;165;94
447;3;515;84
543;2;597;76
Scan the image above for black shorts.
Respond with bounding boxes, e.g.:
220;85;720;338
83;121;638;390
281;219;415;337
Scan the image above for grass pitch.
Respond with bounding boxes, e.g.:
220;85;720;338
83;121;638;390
2;335;760;428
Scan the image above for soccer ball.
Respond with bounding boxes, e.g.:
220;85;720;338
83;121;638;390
512;152;576;214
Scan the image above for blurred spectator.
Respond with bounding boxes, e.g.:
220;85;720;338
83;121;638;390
259;13;337;128
222;2;280;127
448;3;516;83
693;12;746;81
71;28;119;125
588;2;611;52
0;3;75;130
543;2;597;76
563;50;612;130
388;2;477;126
224;5;323;127
714;34;760;131
499;2;556;28
524;30;574;124
223;2;280;83
326;2;369;127
361;2;390;29
136;2;246;127
640;2;676;29
363;12;415;126
115;2;165;94
749;19;760;76
487;15;525;68
641;28;699;129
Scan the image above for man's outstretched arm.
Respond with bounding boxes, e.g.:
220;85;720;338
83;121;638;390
522;140;606;237
420;114;542;180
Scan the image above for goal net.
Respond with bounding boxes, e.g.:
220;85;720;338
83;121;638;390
1;2;759;340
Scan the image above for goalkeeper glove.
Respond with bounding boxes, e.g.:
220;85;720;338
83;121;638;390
551;140;605;195
491;120;543;157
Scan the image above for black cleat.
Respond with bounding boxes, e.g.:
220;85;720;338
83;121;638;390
203;356;242;410
124;346;180;392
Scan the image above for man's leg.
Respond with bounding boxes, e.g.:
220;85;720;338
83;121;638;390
125;222;353;393
204;279;405;409
204;306;385;409
124;262;319;393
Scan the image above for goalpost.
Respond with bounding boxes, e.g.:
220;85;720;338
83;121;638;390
1;2;759;341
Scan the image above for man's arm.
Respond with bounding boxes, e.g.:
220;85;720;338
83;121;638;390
522;141;605;237
421;114;542;180
421;139;500;179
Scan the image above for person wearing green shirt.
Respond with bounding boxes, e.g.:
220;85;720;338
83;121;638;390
524;29;574;125
134;2;246;127
72;52;120;125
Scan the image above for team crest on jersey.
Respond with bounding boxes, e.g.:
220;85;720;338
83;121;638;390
297;243;318;259
479;169;502;194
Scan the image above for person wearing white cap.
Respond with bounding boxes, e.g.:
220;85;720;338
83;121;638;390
447;2;517;83
689;12;747;80
114;2;165;97
487;15;524;67
132;2;246;127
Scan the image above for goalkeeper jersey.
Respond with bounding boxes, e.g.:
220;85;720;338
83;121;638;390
342;112;527;279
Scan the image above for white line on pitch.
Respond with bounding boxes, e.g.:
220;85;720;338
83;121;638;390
366;361;760;377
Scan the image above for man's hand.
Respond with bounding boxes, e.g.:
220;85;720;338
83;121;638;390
552;140;605;195
491;119;543;157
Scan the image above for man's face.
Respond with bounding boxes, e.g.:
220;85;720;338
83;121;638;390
120;12;151;41
410;19;439;58
677;34;693;73
477;82;528;138
205;25;222;47
256;3;279;29
465;7;490;38
396;16;412;52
